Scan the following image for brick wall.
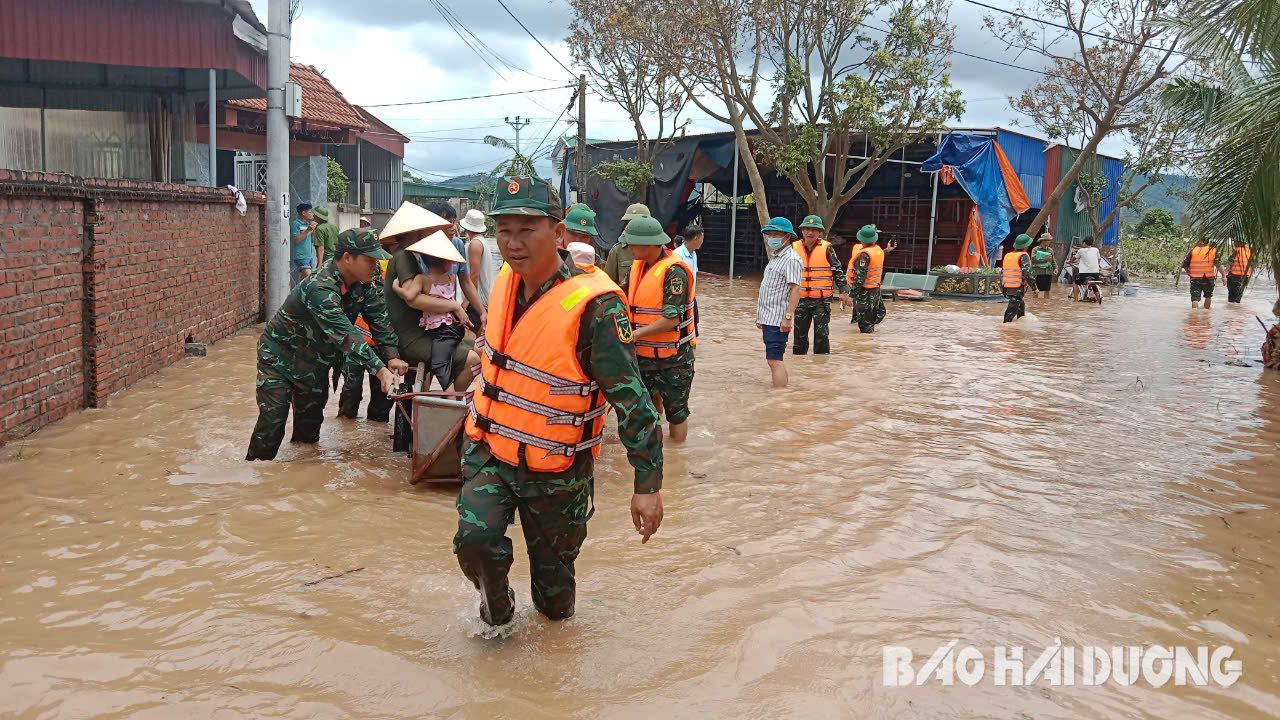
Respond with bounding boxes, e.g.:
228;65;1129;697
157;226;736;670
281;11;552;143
0;170;266;442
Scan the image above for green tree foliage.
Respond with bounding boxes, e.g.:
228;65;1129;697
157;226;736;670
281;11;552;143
1133;208;1182;240
1161;0;1280;303
326;157;349;204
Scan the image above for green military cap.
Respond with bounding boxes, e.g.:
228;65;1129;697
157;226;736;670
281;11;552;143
565;204;598;238
489;176;564;219
313;205;330;221
799;214;825;230
1013;233;1033;249
337;228;390;260
857;224;880;243
621;202;651;221
621;216;670;246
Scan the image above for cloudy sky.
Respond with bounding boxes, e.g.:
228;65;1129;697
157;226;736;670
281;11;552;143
245;0;1108;182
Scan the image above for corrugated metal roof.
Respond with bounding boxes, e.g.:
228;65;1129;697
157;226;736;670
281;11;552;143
177;0;265;34
404;182;481;200
0;0;265;88
228;64;368;130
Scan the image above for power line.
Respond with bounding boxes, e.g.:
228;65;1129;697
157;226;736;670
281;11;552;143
526;91;577;161
862;21;1069;80
362;84;574;108
495;0;576;77
956;0;1194;58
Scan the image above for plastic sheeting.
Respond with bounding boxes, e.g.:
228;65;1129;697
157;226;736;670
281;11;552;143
922;133;1032;263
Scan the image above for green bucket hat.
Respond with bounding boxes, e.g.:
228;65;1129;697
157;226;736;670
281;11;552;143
799;214;825;231
1013;233;1033;250
856;224;880;243
488;176;563;219
313;205;330;221
564;204;598;238
620;216;670;246
337;228;390;260
621;203;651;221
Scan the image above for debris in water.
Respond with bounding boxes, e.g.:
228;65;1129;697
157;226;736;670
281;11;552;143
185;342;207;357
1225;358;1251;367
302;567;365;586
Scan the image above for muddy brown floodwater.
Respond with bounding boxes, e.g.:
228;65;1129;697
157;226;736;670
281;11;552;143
2;277;1278;719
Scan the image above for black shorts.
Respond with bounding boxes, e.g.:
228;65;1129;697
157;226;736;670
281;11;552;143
1190;277;1215;301
1074;272;1100;286
1034;274;1052;291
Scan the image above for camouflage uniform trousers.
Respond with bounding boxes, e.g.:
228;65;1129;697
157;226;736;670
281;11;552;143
245;342;330;461
337;362;393;421
1003;289;1027;323
453;446;593;624
1227;274;1248;303
637;356;695;424
851;287;886;333
793;297;832;354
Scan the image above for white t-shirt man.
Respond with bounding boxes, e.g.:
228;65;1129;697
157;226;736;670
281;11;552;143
1075;245;1101;274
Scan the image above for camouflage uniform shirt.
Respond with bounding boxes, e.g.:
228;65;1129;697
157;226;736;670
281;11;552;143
259;257;400;387
463;256;664;494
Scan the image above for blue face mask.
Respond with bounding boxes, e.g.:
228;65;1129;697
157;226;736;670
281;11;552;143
765;235;787;251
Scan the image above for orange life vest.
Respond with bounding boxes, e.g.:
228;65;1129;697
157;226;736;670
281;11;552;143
465;265;623;473
1229;246;1251;275
846;243;865;276
852;244;885;289
1189;245;1217;278
354;316;375;347
626;251;696;359
793;239;835;299
1002;250;1029;289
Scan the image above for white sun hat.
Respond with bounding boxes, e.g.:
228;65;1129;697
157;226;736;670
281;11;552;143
380;201;453;243
405;230;466;263
459;208;487;234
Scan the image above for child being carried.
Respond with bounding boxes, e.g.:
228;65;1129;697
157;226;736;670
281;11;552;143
395;231;474;390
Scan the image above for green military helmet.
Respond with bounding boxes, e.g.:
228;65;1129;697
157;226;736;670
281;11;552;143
488;176;564;219
337;227;390;260
799;214;825;231
1013;233;1033;250
564;204;599;238
621;216;670;246
856;224;880;244
621;202;651;221
313;205;330;222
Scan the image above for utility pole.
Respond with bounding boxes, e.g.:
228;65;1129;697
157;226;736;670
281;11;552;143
504;115;531;159
264;0;291;314
575;74;587;204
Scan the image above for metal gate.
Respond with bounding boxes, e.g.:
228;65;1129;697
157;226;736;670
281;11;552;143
233;153;268;193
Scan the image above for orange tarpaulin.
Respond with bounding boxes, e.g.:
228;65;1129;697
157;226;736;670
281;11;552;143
957;206;988;269
993;143;1031;215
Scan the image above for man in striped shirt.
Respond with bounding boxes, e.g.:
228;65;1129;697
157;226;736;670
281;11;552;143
756;218;803;388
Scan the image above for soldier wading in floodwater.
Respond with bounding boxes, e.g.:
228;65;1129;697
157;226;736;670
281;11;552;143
455;176;665;627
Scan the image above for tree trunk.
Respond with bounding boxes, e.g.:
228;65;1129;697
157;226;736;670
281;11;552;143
730;122;771;227
1027;110;1118;236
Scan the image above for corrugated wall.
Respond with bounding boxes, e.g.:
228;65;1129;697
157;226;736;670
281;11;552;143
995;129;1046;208
1046;146;1122;246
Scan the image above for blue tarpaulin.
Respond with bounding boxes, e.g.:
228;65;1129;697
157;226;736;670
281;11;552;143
922;134;1021;263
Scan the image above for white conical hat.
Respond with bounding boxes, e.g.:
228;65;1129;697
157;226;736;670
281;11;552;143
405;230;466;263
380;201;453;242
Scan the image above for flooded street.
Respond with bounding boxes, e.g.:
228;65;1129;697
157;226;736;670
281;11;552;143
2;276;1278;719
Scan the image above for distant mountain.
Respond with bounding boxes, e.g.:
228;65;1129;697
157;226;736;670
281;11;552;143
438;173;492;191
1122;173;1195;224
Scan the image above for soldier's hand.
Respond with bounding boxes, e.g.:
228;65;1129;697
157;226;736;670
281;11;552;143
840;295;852;309
631;491;663;544
387;358;409;375
376;367;396;395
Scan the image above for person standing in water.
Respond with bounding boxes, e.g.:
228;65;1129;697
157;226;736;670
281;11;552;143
849;225;887;333
624;216;697;443
791;215;851;354
1223;238;1252;304
1001;234;1036;323
756;218;803;388
1030;233;1057;300
455;176;664;627
1182;236;1218;309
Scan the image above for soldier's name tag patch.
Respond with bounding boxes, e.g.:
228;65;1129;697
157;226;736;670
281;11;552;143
613;313;634;343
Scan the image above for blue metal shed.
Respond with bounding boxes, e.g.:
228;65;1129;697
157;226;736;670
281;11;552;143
995;128;1046;208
